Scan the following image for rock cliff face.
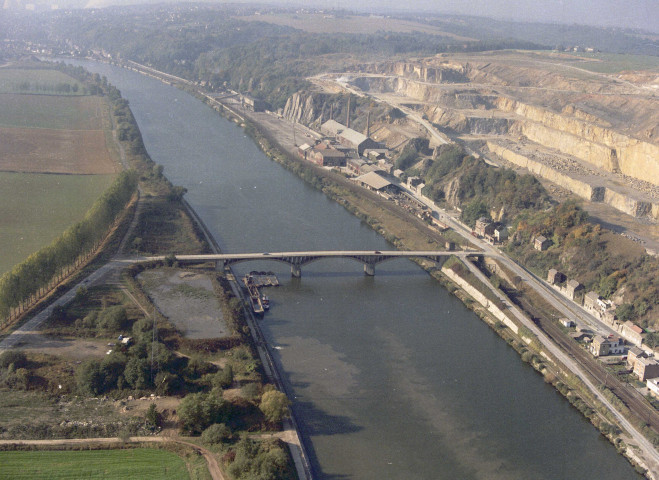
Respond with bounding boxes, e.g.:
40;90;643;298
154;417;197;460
496;98;659;184
283;92;326;125
487;141;659;220
425;106;512;135
372;61;469;84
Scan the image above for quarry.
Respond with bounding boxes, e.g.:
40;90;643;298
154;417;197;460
289;50;659;252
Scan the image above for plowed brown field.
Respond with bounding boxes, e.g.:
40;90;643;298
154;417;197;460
0;126;118;174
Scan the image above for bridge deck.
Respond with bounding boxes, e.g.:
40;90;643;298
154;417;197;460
146;250;482;263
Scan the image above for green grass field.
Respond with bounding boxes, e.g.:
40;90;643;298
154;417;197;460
0;68;84;95
0;94;105;130
0;172;116;275
558;52;659;73
0;449;190;479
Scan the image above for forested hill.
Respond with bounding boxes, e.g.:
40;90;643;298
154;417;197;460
4;5;545;108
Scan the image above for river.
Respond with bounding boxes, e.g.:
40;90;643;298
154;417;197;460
70;60;639;479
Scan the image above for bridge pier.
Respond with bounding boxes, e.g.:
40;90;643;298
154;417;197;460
215;260;224;271
291;265;301;278
364;263;375;276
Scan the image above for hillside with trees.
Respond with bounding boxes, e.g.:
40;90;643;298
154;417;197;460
505;201;659;330
409;144;551;225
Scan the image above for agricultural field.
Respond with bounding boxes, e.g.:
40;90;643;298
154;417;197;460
0;67;84;95
0;66;120;275
0;449;190;479
0;172;116;274
0;127;116;174
0;94;106;130
238;13;476;40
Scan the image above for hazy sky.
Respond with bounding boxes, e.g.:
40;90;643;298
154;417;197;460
286;0;659;32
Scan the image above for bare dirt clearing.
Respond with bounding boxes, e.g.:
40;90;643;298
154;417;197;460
11;333;108;360
0;126;117;174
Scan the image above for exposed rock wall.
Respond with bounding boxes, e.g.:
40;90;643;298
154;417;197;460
510;121;619;172
487;141;659;220
375;61;469;83
497;98;659;186
283;92;322;125
487;142;599;200
617;141;659;187
425;106;512;134
353;76;492;108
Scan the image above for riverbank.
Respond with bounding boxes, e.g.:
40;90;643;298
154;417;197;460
179;196;314;480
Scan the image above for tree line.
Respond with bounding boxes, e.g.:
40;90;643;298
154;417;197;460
0;170;137;323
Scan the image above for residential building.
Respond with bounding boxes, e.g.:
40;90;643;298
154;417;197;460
560;318;575;328
474;217;492;237
647;378;659;398
626;346;648;368
534;235;551;251
547;268;565;285
633;357;659;381
622;321;644;346
566;279;584;302
584;291;601;312
493;226;508;243
589;335;625;357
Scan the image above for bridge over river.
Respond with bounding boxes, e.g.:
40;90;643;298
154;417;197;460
143;250;484;277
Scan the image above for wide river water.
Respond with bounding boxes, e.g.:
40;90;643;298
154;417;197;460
72;60;639;479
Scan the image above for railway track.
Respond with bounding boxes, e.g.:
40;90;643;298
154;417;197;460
535;313;659;433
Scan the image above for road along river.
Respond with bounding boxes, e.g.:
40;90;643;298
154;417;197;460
70;60;641;479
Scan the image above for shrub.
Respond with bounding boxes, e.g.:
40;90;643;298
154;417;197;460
178;390;229;434
97;305;129;331
76;359;104;395
259;390;290;424
124;357;151;389
202;423;232;444
213;365;234;389
145;403;163;429
0;350;28;369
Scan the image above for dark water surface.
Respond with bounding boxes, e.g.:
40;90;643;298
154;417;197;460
71;60;638;479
